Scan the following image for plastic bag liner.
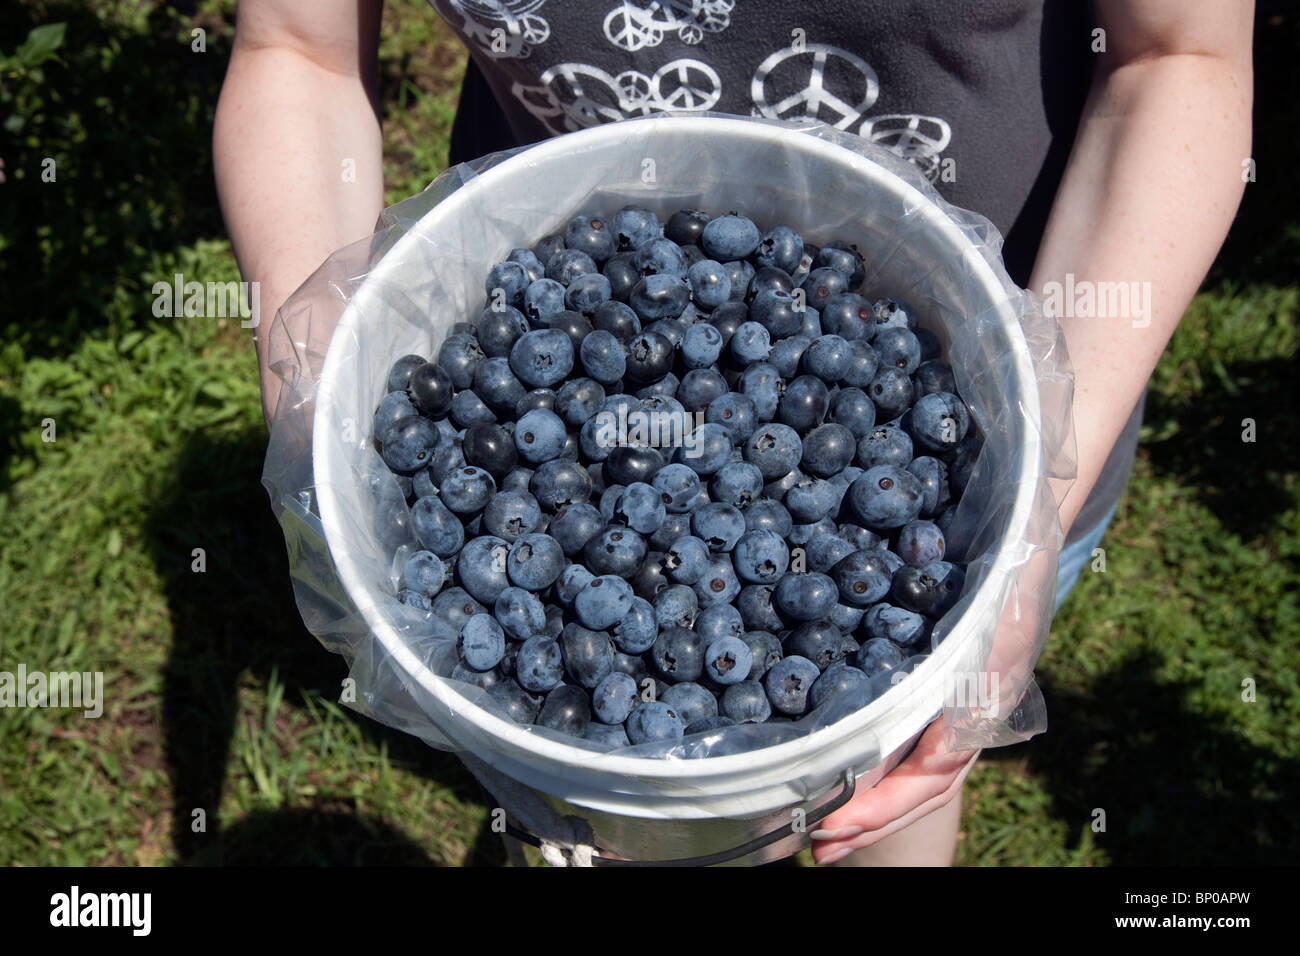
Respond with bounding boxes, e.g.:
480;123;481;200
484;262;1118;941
262;114;1075;822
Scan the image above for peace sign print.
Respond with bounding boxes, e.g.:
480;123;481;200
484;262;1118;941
650;59;722;111
751;43;880;130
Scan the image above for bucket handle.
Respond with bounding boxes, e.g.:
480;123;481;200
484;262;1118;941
501;767;857;867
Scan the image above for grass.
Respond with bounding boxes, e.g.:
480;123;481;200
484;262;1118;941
1;1;1296;866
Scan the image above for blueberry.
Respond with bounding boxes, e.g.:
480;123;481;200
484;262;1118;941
820;293;876;342
373;391;418;446
703;635;753;685
512;407;567;465
674;423;732;477
449;389;497;428
663;535;710;585
660;682;719;725
401;550;446;597
692;503;746;552
629;274;690;322
604;444;665;486
507;247;545;283
897;520;947;567
914;360;956;397
776;375;829;432
857;422;914;469
677;368;728;413
526;459;591;512
907;455;952;517
387;354;427;392
573;329;624;386
692;553;741;608
611;596;658;654
543;309;595;353
730;321;772;364
546;248;598;286
592;299;641;344
450;660;498;690
891;560;966;618
828;387;877;439
664;208;709;246
730;529;790;585
800;423;856;478
847;465;923;530
555;563;595;605
652;463;701;513
623;330;675;382
432;587;486;633
651;626;704;683
515;635;564;692
742;422;802;478
504;533;564;591
565;214;616;263
559;623;615;689
648;511;692;552
556;379;608;430
653;583;698;628
462;421;518;480
538;684;592;736
906;391;970;455
457;534;511;604
592;672;639;724
830;548;895;607
773;571;838;621
708;301;748;347
684;715;737;736
488;680;544;724
800;267;849;313
681;322;724;370
410;495;466;557
738;363;783;422
809;661;871;710
626;701;686;745
508;328;574;389
768;334;811;379
743;499;794;537
573;574;634;629
381;416;441;474
785;621;848;672
815;241;866;288
805;532;856;573
721;680;771;723
862;605;929;651
709;461;764;509
485;260;530;304
842;339;880;387
754;225;804;273
613;205;663;251
612;481;666;534
749;288;803;338
458;614;506;671
763;655;821;715
564;273;613;316
548;503;604;558
473;356;527;414
440;466;496;514
523;279;568;326
851;637;904;678
747;265;795;302
493;586;546;641
687;259;733;310
533;234;565;264
737;584;784;632
582;525;647;578
704;391;758;444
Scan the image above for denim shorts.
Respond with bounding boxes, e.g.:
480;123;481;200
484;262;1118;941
1054;501;1120;615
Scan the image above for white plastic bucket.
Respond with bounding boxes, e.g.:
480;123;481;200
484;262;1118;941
312;116;1042;863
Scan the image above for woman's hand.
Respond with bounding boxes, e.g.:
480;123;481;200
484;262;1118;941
810;717;980;864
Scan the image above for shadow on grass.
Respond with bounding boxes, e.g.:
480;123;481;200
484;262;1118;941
1;1;232;358
1141;357;1299;541
1018;648;1299;864
144;428;504;866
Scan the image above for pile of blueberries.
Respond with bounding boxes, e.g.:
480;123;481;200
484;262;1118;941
371;204;981;753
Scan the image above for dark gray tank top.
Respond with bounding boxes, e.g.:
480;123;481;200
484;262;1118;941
430;0;1142;542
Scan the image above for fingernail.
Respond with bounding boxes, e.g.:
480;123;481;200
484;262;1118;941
819;847;852;865
810;825;863;841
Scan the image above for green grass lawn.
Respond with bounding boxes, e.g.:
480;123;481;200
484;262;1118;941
1;1;1296;866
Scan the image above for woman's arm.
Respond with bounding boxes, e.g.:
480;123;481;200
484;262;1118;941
213;0;386;424
812;0;1254;864
1032;0;1254;536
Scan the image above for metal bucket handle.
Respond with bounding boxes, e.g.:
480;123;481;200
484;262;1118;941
496;768;857;867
